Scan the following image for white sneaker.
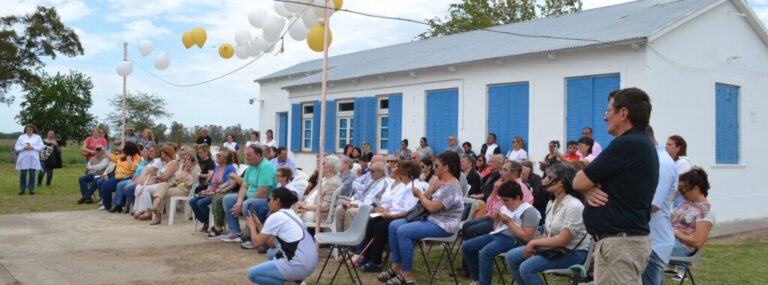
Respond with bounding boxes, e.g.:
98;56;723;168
468;281;480;285
98;205;105;210
220;233;242;243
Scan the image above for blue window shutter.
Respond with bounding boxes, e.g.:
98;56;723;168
312;100;321;152
566;77;594;143
426;89;458;153
388;94;403;154
325;100;336;153
353;97;363;147
290;104;301;153
592;75;620;148
488;83;529;153
716;83;739;164
363;97;378;152
278;112;288;148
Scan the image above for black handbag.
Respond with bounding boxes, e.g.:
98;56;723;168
405;202;429;222
534;234;587;259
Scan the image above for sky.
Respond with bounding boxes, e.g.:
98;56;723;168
2;0;768;134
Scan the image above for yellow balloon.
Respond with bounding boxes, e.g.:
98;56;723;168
181;31;194;49
333;0;343;11
306;24;332;52
218;43;235;59
191;27;207;48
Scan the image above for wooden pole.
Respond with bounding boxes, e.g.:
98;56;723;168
315;0;331;240
121;42;128;150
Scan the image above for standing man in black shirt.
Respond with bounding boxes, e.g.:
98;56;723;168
196;128;212;146
479;133;501;162
573;88;658;284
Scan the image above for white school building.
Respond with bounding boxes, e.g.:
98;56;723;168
255;0;768;222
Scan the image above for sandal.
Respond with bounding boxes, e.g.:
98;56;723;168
377;269;397;282
206;227;222;238
385;273;414;285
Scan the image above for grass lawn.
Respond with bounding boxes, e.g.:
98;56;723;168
2;146;767;284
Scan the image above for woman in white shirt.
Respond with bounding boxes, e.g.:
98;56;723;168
133;144;179;220
245;187;318;284
666;135;691;175
505;163;590;285
359;161;427;272
264;129;278;148
15;124;44;195
506;136;528;162
245;131;261;148
222;134;239;152
577;137;596;164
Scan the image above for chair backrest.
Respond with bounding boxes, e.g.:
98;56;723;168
321;184;345;225
237;164;249;176
345;204;373;244
461;197;477;224
188;180;200;198
464;185;471;197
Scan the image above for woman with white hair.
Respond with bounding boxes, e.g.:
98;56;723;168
296;155;343;224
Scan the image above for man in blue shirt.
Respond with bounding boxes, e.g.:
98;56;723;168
270;147;296;172
642;126;678;285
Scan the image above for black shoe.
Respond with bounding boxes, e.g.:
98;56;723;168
109;206;123;213
18;191;25;195
78;198;86;204
449;269;469;278
84;199;94;204
29;192;35;195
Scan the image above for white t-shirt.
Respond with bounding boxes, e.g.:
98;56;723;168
245;140;260;148
676;157;692;175
262;209;304;243
264;139;278;148
222;142;238;152
506;148;528;162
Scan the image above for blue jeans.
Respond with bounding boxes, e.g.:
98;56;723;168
100;178;129;209
19;169;36;193
642;251;665;285
223;194;269;235
38;161;52;186
247;249;285;285
388;218;451;272
505;246;588;285
79;174;97;199
114;180;136;207
462;233;522;285
190;196;213;223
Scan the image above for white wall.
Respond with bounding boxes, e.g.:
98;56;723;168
646;0;768;221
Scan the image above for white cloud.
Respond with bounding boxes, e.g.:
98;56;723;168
72;28;116;57
55;0;94;22
120;20;172;42
0;0;93;21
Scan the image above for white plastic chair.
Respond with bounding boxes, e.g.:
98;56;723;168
167;180;199;225
419;232;461;285
314;204;372;285
305;185;344;233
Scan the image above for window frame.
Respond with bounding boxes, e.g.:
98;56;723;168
301;102;313;152
336;100;354;153
377;97;390;154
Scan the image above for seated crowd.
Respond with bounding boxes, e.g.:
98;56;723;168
73;123;712;285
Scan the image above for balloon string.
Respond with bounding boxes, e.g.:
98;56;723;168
134;8;307;87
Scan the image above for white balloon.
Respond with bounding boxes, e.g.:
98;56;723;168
289;21;308;41
253;36;272;51
301;8;320;28
154;52;170;70
311;0;333;18
138;39;153;57
235;45;249;59
246;42;261;57
235;28;251;46
248;9;267;28
262;14;285;42
116;61;133;77
273;1;292;17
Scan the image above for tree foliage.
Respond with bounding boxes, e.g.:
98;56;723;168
14;70;94;144
106;91;172;137
418;0;582;39
0;6;84;104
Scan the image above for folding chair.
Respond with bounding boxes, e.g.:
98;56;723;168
494;252;513;285
541;240;594;285
418;232;460;285
314;204;372;285
667;249;702;285
450;197;478;265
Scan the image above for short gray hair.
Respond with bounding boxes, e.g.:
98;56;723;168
338;155;353;168
322;155;341;174
371;161;387;176
490;154;505;165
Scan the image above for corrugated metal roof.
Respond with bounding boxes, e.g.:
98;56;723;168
257;0;719;87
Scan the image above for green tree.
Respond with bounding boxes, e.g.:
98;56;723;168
169;121;185;145
14;70;94;144
1;6;84;104
106;91;172;137
418;0;581;39
152;123;167;143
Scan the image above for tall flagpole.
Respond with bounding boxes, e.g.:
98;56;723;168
315;0;331;241
121;42;128;150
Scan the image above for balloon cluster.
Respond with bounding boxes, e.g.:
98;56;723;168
115;38;171;77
